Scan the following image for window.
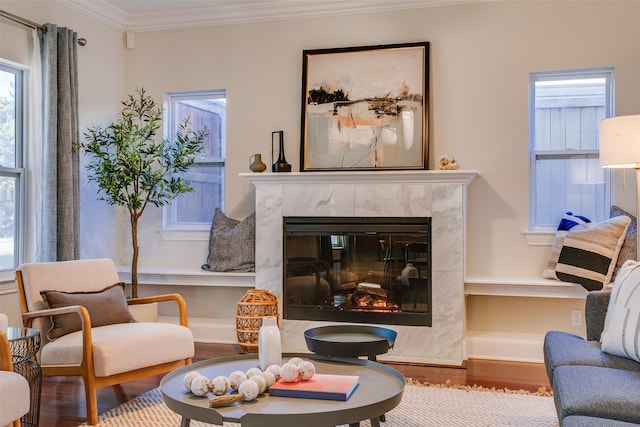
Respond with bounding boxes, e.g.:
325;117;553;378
0;63;24;269
529;68;613;230
163;89;226;235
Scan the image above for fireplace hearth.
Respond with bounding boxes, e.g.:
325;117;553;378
283;216;431;326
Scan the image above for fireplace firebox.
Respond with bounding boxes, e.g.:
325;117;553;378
283;217;431;326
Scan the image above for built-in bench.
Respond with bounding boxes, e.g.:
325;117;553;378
465;276;588;363
117;267;255;343
118;268;589;362
465;276;588;299
117;267;255;288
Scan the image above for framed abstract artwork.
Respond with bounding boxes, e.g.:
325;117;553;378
300;41;429;171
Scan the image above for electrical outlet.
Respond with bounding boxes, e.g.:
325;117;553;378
571;309;583;327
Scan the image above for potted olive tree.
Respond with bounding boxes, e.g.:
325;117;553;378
77;87;207;298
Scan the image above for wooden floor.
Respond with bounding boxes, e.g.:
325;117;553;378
37;342;551;427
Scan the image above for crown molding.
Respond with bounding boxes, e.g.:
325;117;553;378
56;0;489;33
57;0;129;32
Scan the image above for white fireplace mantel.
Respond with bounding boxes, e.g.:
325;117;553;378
240;170;478;186
242;169;479;366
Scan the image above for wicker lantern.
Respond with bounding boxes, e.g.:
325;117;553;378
235;289;279;353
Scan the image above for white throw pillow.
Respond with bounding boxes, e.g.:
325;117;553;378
601;259;640;363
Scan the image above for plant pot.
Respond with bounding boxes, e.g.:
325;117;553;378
128;302;159;322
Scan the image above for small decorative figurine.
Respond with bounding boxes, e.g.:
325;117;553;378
438;154;459;170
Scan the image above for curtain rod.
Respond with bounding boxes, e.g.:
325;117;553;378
0;9;87;46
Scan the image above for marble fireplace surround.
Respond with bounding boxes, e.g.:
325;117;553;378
242;170;478;366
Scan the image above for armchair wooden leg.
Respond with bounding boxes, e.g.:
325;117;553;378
12;420;21;427
83;375;99;425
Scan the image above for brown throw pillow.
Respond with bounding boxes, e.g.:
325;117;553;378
40;283;135;340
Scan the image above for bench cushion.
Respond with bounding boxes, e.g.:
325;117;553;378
553;365;640;424
40;322;194;377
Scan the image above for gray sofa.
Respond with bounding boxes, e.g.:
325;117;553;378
543;290;640;426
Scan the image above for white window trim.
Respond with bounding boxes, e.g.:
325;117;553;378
0;60;27;270
161;89;226;241
527;67;614;238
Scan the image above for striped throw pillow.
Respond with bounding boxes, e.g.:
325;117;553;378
556;215;631;291
601;259;640;363
542;212;592;279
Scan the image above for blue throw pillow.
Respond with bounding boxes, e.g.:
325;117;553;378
557;212;591;230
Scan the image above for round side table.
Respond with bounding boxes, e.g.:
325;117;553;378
7;326;42;427
304;325;398;425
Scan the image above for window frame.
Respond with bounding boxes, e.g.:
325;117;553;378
528;67;614;233
0;61;26;271
161;89;226;241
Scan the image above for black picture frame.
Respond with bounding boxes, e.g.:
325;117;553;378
300;41;429;171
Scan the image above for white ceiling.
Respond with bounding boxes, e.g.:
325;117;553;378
57;0;491;32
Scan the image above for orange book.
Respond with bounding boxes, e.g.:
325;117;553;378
268;374;359;401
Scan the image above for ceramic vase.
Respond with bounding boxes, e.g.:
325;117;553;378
249;153;267;173
258;316;282;370
272;130;291;172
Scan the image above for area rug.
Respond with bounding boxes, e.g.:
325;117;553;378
79;381;559;427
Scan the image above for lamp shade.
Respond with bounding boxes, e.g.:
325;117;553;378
599;114;640;168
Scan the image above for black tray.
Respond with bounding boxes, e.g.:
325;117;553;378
304;325;397;359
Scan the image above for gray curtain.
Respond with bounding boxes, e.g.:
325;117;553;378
38;23;79;261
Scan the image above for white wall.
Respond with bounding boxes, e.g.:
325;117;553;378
123;1;640;276
1;1;639;348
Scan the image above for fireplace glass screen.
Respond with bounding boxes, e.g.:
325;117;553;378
283;217;431;326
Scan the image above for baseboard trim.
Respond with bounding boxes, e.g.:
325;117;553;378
465;332;545;363
159;315;238;344
164;315;547;363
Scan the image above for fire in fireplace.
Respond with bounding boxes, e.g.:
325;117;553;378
283;217;432;326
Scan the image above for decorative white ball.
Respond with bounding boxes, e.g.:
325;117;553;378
288;356;304;366
184;371;201;391
266;364;281;380
250;374;267;394
210;375;231;396
261;371;276;389
190;375;210;396
246;367;263;378
280;362;300;382
298;360;316;381
238;379;260;401
229;370;248;391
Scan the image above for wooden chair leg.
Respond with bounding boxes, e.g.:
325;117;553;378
12;420;21;427
83;375;99;425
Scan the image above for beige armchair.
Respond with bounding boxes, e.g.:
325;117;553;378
0;328;30;427
15;258;195;425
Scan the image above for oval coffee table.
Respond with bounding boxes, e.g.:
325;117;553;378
160;353;405;427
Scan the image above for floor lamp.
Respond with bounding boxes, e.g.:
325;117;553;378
599;114;640;260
